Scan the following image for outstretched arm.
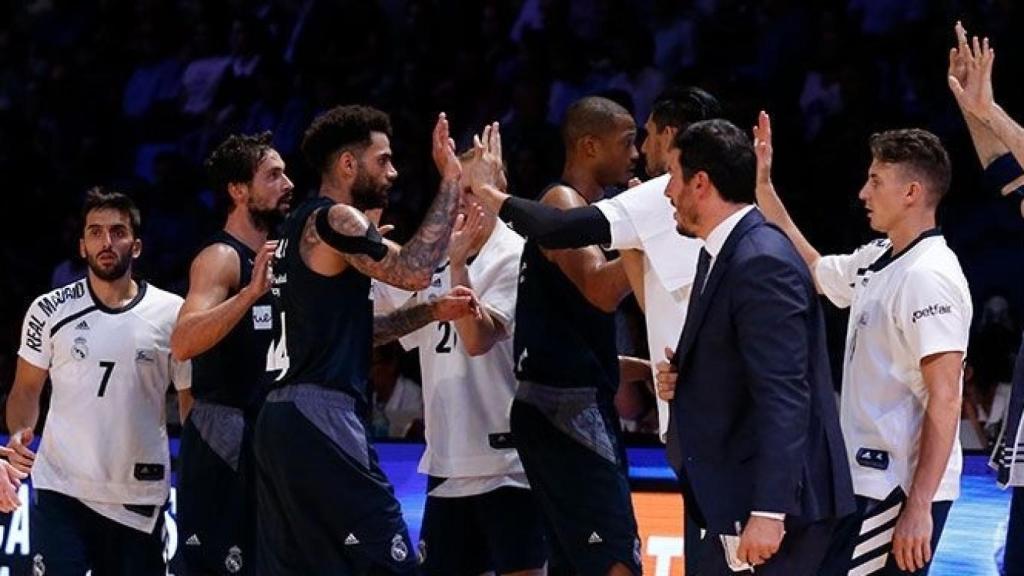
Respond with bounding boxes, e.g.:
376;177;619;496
467;122;613;248
373;286;480;346
752;112;823;279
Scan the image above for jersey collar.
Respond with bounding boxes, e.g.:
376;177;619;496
867;227;942;273
87;278;148;314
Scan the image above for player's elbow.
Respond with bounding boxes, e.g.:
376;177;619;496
169;335;194;363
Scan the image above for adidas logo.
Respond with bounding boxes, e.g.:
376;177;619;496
588;531;603;544
75;320;90;331
186;534;201;546
344;533;360;546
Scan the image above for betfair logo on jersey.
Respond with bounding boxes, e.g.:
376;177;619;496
252;305;273;331
911;303;952;323
135;349;156;363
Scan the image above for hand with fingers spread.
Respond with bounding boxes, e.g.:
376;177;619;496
948;22;996;121
449;208;488;268
464;122;509;212
655;347;678;402
432;112;462;181
6;428;35;475
429;285;482;322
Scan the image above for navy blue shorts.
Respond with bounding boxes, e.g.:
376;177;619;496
31;489;166;576
419;477;547;575
819;488;952;576
178;402;255;575
253;385;417;575
510;385;642;576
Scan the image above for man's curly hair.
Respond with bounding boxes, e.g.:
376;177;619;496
301;105;392;175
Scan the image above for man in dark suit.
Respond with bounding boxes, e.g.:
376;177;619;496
655;119;854;575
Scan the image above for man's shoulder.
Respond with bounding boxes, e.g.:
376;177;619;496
28;279;91;322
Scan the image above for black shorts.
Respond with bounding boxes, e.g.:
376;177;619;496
819;488;952;576
31;489;166;576
510;384;642;576
178;401;255;575
254;385;417;575
419;477;547;575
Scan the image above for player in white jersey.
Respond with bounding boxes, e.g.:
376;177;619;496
754;116;971;575
6;188;192;576
373;151;547;575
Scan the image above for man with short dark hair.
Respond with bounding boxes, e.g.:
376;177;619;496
654;119;853;575
171;131;293;575
252;106;486;574
7;187;192;575
754;113;971;575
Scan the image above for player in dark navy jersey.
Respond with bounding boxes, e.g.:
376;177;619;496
470;96;643;576
253;105;488;575
170;132;293;575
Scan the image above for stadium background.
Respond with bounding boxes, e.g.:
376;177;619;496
0;0;1021;574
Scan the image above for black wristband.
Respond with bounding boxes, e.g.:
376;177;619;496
984;152;1024;194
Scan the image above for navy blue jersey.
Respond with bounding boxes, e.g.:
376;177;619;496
266;197;373;408
512;185;619;398
190;231;276;413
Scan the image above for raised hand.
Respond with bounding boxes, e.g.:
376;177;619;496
432;112;461;181
247;240;279;299
752;111;774;191
948;23;995;120
449;206;487;267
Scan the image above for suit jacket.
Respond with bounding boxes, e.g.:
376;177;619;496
670;209;854;534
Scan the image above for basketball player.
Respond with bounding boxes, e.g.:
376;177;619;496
472;96;642;575
170;132;293;575
753;114;971;575
253;106;483;574
373;151;546;576
7;188;192;575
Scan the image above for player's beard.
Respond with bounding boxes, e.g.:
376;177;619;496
86;249;132;281
249;202;285;233
350;170;390;211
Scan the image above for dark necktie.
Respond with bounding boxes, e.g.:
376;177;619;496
665;247;711;471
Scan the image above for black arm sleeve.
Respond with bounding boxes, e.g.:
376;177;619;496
498;196;611;248
315;207;388;261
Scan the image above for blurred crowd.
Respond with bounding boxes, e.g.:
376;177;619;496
2;0;1024;439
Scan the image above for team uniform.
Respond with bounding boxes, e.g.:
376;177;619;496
178;231;276;575
594;174;701;440
814;230;972;576
374;221;547;575
253;196;417;575
511;183;642;576
17;278;191;575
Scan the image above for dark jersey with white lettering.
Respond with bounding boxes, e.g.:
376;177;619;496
190;231;276;413
512;184;619;399
266;197;374;408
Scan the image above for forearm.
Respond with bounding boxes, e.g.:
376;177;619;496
980;104;1024;174
499;197;611;249
171;288;260;361
373;302;436;346
907;388;961;507
620;250;646;311
6;385;40;433
962;106;1009;166
755;183;821;271
177;389;194;423
450;264;503;356
395;179;461;286
583;257;632;312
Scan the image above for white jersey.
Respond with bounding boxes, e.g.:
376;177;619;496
595;174;702;440
816;232;972;502
373;222;527;496
18;279;191;531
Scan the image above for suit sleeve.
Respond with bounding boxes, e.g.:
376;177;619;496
732;254;813;515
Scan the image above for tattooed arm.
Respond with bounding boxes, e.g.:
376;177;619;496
373;286;480;346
